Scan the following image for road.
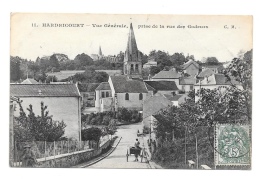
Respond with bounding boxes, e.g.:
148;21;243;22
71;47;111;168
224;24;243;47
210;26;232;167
87;122;151;169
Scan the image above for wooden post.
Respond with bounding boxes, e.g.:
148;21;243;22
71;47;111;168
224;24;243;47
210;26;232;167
53;141;56;157
185;126;187;165
195;132;199;169
67;141;69;153
44;141;46;161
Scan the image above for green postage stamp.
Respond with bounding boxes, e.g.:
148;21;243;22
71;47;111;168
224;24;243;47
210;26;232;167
215;124;251;166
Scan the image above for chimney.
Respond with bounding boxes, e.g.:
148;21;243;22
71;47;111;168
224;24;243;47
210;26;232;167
148;74;151;80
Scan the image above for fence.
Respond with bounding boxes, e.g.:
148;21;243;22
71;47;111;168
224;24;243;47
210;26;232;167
12;135;110;167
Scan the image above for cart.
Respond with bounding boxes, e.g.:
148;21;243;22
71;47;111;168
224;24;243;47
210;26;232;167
126;147;141;162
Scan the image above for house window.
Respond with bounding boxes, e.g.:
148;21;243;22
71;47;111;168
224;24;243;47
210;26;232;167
139;93;143;100
101;92;105;98
135;64;138;71
131;64;134;71
106;91;109;97
190;85;194;90
125;93;129;100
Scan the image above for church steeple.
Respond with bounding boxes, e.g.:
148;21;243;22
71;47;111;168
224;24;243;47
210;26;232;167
124;23;140;62
98;46;103;56
124;23;142;78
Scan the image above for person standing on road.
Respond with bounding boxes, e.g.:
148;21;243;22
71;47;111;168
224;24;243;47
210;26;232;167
134;139;141;161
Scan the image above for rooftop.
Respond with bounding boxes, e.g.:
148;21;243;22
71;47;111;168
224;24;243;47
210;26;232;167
196;74;241;86
78;83;100;92
197;68;215;78
179;77;197;85
10;84;81;97
110;75;148;93
21;78;38;84
164;94;186;101
181;60;200;69
95;82;111;91
152;68;181;79
144;81;179;91
143;94;172;119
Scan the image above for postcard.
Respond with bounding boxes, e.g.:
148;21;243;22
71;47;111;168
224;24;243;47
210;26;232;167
9;13;252;169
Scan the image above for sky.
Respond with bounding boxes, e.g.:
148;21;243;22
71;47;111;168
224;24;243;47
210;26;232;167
10;14;253;62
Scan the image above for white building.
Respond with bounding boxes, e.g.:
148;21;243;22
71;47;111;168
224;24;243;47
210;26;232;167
10;84;82;141
194;73;242;101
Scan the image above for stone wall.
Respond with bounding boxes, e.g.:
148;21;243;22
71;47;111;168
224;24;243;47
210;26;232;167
36;140;111;168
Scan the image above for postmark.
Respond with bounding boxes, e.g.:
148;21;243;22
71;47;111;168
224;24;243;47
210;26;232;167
215;124;251;166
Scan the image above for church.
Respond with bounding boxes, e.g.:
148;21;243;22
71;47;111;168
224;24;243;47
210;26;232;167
94;23;150;112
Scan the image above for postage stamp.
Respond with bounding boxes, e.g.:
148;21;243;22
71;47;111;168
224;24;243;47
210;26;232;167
215;124;251;166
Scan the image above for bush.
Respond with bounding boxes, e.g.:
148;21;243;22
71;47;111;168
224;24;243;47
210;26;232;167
81;127;102;142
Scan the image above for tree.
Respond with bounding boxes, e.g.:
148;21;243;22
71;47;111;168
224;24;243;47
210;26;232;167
10;57;22;82
170;52;187;67
107;119;117;138
74;53;94;68
49;54;60;69
46;75;58;83
150;66;161;76
14;101;67;142
205;57;219;65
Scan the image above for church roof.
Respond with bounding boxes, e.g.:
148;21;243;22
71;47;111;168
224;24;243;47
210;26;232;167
110;75;148;93
10;84;81;97
95;82;111;91
124;23;140;62
152;68;181;79
21;78;38;84
144;81;179;91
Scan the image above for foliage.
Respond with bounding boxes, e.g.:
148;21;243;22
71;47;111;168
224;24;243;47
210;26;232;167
150;66;161;76
152;50;252;168
169;52;188;68
14;100;67;142
10;56;23;82
204;57;219;65
81;127;102;142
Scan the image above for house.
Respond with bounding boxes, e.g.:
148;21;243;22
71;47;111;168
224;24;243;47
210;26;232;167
143;60;157;69
194;73;242;101
197;68;215;79
144;81;179;96
142;94;172;131
180;60;200;76
163;93;188;106
78;83;100;107
95;82;113;112
151;68;181;88
21;78;38;84
179;77;197;93
200;63;224;73
10;84;82;141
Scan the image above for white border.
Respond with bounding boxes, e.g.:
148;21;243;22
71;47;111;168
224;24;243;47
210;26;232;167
1;0;259;179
